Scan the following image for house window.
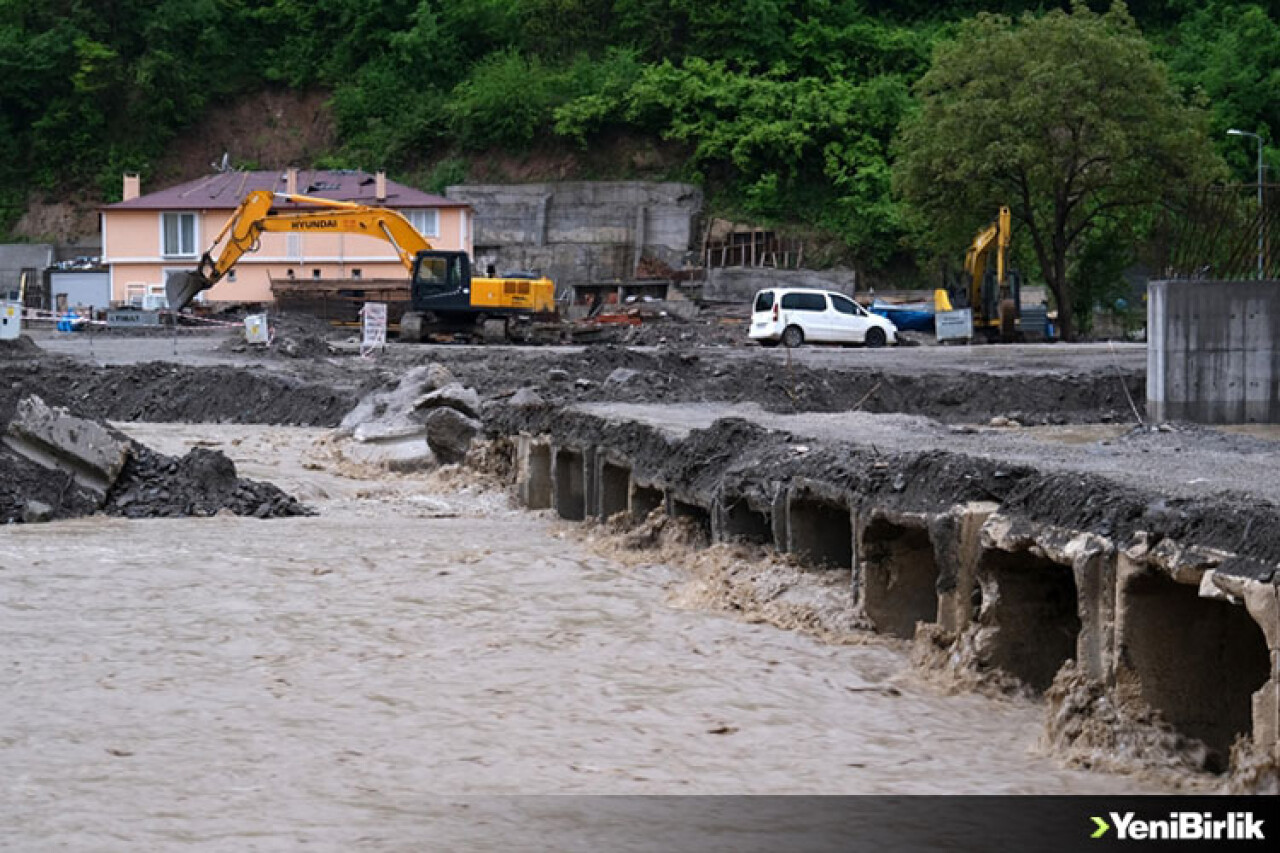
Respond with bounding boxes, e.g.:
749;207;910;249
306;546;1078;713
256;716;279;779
405;209;440;238
351;268;362;279
162;212;197;257
226;269;237;282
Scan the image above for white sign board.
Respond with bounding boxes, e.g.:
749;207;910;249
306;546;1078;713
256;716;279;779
935;308;973;343
0;302;20;341
361;302;388;355
244;313;269;344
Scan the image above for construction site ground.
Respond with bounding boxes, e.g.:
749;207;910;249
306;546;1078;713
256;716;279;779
2;319;1275;846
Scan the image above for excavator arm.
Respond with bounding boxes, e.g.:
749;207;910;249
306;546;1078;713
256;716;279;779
963;205;1011;313
166;190;434;311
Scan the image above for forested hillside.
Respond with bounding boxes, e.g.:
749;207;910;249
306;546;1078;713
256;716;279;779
2;1;1277;288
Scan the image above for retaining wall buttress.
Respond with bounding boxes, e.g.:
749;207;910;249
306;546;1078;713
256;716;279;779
1147;279;1280;423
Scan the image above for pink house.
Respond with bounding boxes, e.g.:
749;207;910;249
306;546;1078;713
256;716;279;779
101;169;472;306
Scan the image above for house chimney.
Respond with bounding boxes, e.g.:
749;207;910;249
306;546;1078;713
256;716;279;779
375;170;387;202
286;166;298;196
122;173;141;202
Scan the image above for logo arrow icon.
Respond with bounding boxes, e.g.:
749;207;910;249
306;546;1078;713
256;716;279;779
1091;816;1111;839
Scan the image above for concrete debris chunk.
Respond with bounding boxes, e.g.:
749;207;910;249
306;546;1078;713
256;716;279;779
22;500;52;523
414;383;482;420
606;368;641;386
509;387;545;407
422;407;482;464
425;362;456;392
338;364;448;436
4;395;130;495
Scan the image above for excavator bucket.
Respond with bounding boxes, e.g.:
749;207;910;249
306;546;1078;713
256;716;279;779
165;270;211;313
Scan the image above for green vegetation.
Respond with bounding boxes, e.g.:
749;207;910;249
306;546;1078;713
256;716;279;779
895;2;1221;340
1;1;1275;332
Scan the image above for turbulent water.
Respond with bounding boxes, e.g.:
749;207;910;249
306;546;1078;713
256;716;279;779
0;425;1174;851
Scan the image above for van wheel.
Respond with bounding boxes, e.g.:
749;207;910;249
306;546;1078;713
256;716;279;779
865;327;887;348
781;325;805;349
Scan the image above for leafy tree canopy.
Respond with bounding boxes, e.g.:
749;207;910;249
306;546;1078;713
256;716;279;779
894;1;1222;339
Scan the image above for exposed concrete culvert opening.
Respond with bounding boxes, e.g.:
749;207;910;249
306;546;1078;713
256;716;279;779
524;443;552;510
788;498;853;570
553;449;585;521
1121;572;1271;763
631;483;664;521
861;519;939;640
599;462;630;519
672;499;712;540
978;549;1081;693
721;498;772;545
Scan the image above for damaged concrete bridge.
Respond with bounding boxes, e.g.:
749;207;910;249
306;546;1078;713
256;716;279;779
496;401;1280;782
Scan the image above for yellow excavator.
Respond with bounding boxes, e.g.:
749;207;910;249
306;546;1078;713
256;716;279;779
940;205;1020;342
165;190;557;341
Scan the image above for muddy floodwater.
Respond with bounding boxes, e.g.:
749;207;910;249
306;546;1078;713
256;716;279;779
1;425;1174;850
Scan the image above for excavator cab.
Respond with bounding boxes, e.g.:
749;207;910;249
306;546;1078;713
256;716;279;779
409;251;472;315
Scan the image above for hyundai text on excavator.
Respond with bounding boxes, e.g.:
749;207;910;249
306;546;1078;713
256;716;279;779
165;189;558;342
938;205;1022;342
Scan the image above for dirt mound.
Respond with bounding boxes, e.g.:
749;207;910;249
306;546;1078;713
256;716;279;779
0;359;358;427
220;312;343;360
105;444;309;520
0;335;42;358
0;450;99;523
407;344;1143;424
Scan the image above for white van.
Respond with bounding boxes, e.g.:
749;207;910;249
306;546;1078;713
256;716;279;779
749;288;897;348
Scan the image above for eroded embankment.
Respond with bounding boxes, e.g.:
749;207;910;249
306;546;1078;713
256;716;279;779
0;348;360;427
487;402;1280;792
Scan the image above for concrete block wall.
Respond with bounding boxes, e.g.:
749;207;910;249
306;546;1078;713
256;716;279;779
446;182;702;291
1148;280;1280;423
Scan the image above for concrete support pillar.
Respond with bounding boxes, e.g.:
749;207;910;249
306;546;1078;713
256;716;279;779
932;503;998;636
514;435;552;510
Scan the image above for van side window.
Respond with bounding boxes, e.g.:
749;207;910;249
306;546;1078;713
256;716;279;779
754;291;775;312
781;292;827;311
830;294;859;315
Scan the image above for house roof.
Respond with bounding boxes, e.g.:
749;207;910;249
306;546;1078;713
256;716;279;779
104;170;466;211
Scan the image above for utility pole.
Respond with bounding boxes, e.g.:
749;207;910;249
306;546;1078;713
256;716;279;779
1228;128;1265;279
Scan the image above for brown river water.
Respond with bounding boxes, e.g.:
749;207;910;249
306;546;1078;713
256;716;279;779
0;425;1176;851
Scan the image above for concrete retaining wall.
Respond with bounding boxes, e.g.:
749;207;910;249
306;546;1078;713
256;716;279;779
703;267;858;303
1148;280;1280;423
446;182;702;291
504;412;1280;780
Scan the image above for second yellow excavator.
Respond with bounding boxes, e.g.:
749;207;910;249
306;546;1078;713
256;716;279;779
945;205;1021;342
165;189;557;341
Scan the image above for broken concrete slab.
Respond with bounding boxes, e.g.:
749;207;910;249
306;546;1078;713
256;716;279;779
414;383;482;420
338;364;455;436
4;395;130;495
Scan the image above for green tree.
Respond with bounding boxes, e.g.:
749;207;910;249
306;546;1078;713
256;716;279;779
894;1;1220;340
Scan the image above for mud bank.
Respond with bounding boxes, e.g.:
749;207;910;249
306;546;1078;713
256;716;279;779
0;343;359;428
489;402;1280;790
394;345;1146;424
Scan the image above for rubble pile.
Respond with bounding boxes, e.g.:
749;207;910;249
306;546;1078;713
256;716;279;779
1;394;308;524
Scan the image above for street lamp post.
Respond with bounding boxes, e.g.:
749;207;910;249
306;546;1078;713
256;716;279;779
1228;128;1265;279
